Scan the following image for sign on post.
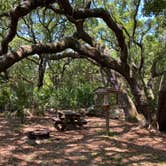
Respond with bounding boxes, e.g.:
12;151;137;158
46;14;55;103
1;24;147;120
95;87;121;135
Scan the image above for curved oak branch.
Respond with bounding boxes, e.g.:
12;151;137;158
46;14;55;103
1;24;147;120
0;0;56;55
0;37;122;75
57;0;128;64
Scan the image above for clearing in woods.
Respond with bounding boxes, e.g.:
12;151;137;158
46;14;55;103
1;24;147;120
0;112;166;166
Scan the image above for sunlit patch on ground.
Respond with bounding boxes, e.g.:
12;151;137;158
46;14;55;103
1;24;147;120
0;112;166;166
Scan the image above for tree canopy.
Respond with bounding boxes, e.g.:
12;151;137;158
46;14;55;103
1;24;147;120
0;0;165;128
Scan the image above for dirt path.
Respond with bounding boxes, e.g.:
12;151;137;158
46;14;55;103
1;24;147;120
0;112;166;166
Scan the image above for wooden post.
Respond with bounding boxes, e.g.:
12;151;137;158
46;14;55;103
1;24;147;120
103;95;110;135
95;87;121;136
104;105;110;135
116;93;119;105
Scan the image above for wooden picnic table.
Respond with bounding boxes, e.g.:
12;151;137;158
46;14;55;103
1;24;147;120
52;110;87;131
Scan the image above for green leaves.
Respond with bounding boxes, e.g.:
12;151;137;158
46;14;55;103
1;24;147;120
0;1;11;12
143;0;166;16
0;0;19;13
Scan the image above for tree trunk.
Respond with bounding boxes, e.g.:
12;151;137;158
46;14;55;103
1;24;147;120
120;91;138;122
157;72;166;131
126;75;155;126
103;69;139;121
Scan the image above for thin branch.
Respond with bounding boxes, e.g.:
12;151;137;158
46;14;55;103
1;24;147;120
48;5;65;15
100;35;120;52
57;0;128;64
151;57;166;78
26;57;39;65
0;0;57;55
132;0;141;39
36;9;53;42
16;32;33;43
133;24;151;72
0;12;10;18
17;73;34;85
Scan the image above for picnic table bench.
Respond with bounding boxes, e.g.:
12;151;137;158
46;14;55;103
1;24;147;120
27;129;50;140
52;110;87;131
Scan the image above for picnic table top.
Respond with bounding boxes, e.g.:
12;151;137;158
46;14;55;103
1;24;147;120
58;110;81;116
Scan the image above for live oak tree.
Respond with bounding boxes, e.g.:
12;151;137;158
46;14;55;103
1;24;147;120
143;0;166;130
0;0;165;129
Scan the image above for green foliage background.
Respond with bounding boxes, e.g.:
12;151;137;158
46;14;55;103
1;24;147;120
0;0;165;118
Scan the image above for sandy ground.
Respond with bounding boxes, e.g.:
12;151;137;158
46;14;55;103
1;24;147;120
0;112;166;166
